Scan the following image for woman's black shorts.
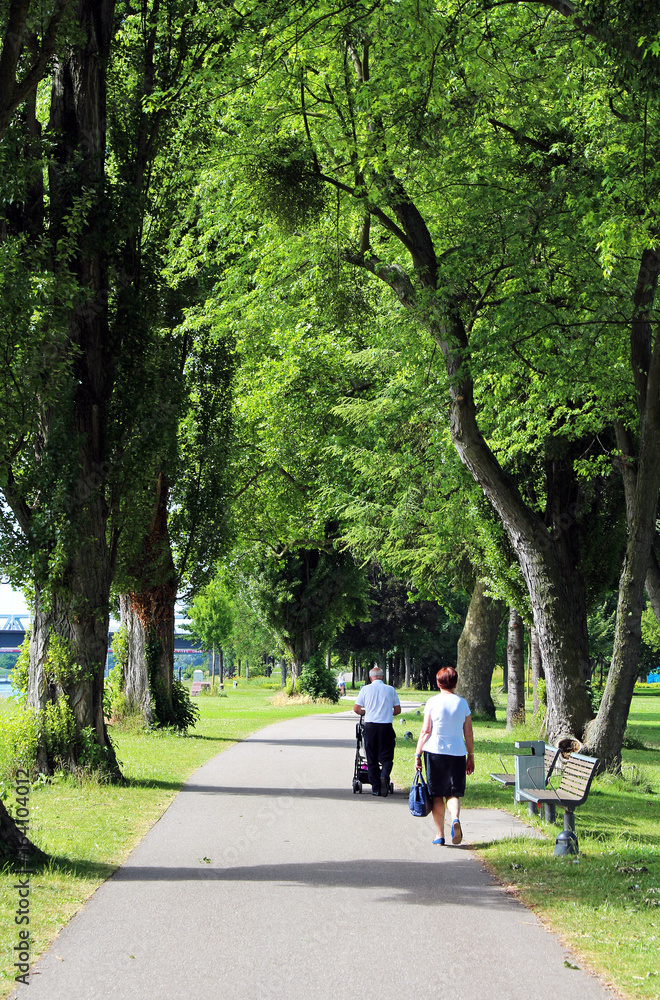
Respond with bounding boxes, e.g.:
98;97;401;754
424;752;467;799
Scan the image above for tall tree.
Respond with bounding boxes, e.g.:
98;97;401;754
0;1;242;769
231;0;659;757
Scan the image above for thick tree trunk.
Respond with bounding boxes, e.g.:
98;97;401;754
456;577;502;720
126;471;177;724
506;608;525;729
120;595;152;723
22;0;119;777
614;423;660;625
280;659;287;687
29;579;118;775
404;646;411;688
531;626;544;716
584;250;660;765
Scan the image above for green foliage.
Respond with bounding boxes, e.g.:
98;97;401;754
77;726;118;773
246;136;326;233
12;637;30;704
0;704;39;780
299;652;340;702
43;700;77;767
641;606;660;653
537;678;547;707
183;580;233;654
245;541;370;668
105;623;130;721
103;663;129;722
110;625;129;673
170;680;201;733
146;635;171;728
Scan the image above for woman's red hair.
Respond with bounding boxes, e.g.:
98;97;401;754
436;666;458;690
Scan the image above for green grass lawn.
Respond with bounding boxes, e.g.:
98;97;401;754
392;677;660;1000
1;676;659;999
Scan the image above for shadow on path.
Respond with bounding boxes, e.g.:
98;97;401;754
245;737;356;749
111;858;509;908
178;785;373;799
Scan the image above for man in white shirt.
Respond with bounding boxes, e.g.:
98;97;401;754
353;666;401;796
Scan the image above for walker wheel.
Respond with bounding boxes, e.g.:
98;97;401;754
352;779;359;794
389;781;394;795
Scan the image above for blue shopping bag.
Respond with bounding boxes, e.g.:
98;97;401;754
409;769;432;817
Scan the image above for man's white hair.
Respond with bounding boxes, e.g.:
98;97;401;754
369;666;384;678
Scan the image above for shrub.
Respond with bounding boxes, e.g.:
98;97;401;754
43;699;77;767
0;703;39;780
12;637;30;704
170;680;200;733
299;653;340;703
536;678;547;706
103;662;129;721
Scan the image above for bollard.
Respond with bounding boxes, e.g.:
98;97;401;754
554;810;579;856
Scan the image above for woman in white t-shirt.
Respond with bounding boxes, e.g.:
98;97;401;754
414;666;474;845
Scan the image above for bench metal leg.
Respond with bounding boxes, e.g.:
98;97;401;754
528;801;539;817
544;803;556;823
554;809;578;856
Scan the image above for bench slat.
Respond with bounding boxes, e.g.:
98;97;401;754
489;773;515;786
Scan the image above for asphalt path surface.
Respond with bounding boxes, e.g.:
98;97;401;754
14;711;618;1000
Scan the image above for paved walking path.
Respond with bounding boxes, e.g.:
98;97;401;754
15;712;617;1000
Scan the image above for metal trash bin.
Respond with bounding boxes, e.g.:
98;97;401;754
514;741;545;814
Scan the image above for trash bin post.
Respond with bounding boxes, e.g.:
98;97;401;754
514;741;545;810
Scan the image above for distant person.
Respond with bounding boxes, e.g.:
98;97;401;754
353;666;401;796
415;666;474;845
337;671;346;697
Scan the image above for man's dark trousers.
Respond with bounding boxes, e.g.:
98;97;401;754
363;722;396;792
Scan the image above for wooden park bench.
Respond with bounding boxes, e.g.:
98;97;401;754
516;751;600;855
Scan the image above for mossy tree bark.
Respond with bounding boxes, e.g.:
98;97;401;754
119;595;152;724
18;1;121;777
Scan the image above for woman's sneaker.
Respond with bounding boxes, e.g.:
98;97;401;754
451;819;462;845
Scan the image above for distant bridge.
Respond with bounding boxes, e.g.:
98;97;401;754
0;615;203;657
